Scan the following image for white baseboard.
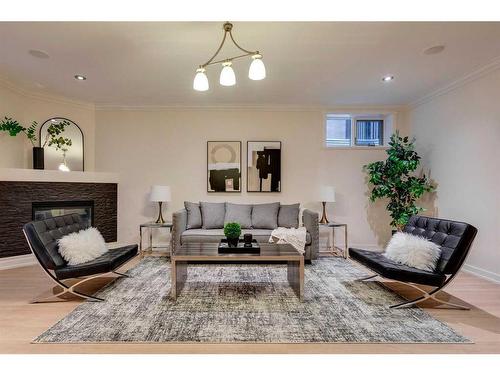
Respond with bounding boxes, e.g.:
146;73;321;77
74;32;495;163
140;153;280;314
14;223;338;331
0;254;37;271
462;263;500;284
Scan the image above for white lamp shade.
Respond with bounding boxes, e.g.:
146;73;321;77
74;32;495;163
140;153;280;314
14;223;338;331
320;186;336;202
193;68;209;91
150;185;171;202
219;62;236;86
248;55;266;80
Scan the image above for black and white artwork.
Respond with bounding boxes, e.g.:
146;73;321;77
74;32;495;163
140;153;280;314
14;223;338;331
207;141;241;192
247;141;281;192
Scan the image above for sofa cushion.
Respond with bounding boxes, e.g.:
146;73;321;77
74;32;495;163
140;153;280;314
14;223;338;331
278;204;300;228
349;248;446;287
251;202;280;229
184;201;202;229
224;203;252;229
200;202;225;229
181;229;311;245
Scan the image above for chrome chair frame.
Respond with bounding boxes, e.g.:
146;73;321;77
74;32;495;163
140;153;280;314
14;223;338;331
356;272;469;310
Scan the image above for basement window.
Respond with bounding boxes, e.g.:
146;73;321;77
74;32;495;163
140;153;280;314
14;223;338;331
325;113;393;148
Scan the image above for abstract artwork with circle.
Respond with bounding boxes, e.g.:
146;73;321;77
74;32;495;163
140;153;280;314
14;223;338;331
207;141;241;192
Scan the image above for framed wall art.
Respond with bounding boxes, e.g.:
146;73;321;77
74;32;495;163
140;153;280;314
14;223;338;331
207;141;242;192
247;141;281;192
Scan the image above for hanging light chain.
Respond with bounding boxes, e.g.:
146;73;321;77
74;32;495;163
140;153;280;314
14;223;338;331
199;22;260;68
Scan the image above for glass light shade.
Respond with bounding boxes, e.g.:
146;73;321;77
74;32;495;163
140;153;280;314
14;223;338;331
249;54;266;80
193;68;209;91
150;185;171;202
219;62;236;86
320;186;336;202
58;163;70;172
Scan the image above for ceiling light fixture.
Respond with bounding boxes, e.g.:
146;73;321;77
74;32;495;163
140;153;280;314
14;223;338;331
382;75;394;82
193;22;266;91
424;45;446;55
29;49;50;59
74;74;87;81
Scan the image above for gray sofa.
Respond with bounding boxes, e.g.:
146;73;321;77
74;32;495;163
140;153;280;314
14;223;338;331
171;202;319;261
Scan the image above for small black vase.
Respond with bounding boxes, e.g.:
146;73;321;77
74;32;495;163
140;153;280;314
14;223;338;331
244;233;253;247
227;237;239;247
32;147;44;170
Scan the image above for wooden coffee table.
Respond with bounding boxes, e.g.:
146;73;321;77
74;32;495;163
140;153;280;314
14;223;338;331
170;242;304;301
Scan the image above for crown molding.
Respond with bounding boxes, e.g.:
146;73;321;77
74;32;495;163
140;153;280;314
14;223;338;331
95;103;406;112
409;55;500;109
6;52;500;113
0;74;95;111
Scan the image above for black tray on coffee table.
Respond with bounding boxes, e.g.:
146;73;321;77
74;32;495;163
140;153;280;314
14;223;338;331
218;239;261;254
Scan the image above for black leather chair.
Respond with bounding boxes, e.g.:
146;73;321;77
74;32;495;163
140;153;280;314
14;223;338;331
350;215;477;309
23;213;138;303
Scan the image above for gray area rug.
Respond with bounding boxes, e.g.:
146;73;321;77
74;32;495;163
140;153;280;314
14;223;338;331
34;257;469;343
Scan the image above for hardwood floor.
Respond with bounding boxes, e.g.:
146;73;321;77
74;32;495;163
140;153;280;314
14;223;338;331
1;255;500;354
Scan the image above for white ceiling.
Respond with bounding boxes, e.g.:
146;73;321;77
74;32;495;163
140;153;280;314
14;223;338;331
1;22;500;107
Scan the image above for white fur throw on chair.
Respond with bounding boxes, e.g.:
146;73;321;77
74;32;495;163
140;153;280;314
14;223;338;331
57;227;108;265
384;232;441;272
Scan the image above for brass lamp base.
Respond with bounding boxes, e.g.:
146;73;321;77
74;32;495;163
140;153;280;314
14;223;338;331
155;202;165;224
319;201;329;224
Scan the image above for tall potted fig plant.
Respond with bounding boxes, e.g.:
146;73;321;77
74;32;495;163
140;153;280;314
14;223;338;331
0;117;72;170
364;132;435;232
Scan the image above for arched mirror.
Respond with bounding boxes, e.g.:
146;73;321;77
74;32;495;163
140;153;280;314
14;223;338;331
39;117;84;171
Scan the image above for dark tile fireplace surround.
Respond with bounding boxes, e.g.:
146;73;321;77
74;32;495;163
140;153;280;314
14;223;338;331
0;181;117;258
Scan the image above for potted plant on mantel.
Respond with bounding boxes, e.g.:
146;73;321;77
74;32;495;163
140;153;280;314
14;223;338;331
0;117;72;170
364;132;435;232
224;222;241;247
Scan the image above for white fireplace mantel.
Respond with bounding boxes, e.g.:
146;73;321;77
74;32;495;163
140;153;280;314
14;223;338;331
0;168;119;183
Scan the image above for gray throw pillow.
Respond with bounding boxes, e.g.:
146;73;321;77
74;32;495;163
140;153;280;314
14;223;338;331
251;202;280;229
224;203;252;229
184;201;202;229
278;204;300;228
200;202;226;229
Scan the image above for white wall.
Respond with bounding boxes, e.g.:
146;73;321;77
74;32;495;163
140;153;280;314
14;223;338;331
95;108;403;248
0;81;96;170
407;68;500;281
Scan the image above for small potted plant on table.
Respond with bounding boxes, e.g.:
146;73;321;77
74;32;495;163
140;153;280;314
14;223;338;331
224;222;241;247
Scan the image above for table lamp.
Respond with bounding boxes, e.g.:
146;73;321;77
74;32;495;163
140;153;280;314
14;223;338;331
319;186;336;224
150;185;171;224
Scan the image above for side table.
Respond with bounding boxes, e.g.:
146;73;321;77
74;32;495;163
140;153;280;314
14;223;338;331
139;222;173;258
320;222;349;259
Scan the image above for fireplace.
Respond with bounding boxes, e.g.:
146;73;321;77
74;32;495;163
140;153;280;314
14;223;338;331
0;180;116;258
32;200;94;227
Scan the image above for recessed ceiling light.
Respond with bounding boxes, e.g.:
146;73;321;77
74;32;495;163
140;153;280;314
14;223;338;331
382;75;394;82
74;74;87;81
28;49;49;59
424;45;445;55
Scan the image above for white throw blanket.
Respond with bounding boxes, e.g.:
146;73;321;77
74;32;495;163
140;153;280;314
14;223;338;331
269;227;307;254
